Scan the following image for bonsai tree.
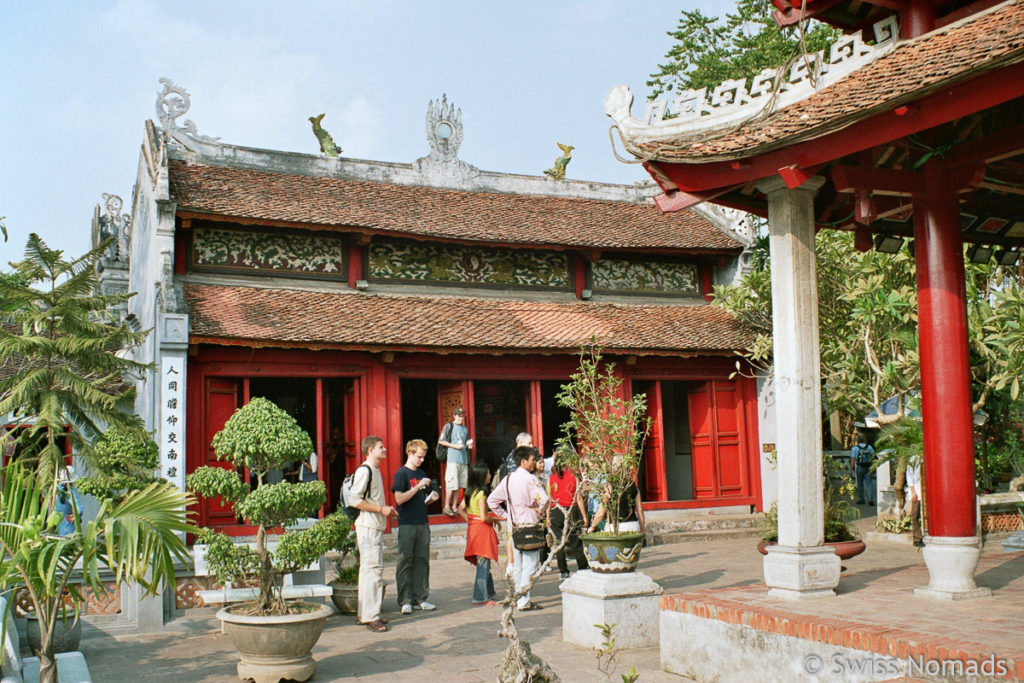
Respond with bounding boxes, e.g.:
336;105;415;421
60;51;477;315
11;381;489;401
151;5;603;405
186;397;349;615
556;344;650;535
76;426;162;502
0;460;194;683
761;453;861;543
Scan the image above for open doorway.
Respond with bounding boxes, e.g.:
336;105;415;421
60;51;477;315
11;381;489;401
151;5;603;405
249;378;316;486
473;380;529;474
400;379;442;514
539;380;572;459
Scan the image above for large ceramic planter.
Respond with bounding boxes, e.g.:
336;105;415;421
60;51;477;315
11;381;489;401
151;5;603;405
757;539;866;561
580;531;644;573
25;612;82;653
217;602;330;683
330;582;358;614
330;581;385;614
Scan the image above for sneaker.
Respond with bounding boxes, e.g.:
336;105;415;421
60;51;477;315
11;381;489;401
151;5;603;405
400;603;413;614
559;572;570;580
414;601;437;611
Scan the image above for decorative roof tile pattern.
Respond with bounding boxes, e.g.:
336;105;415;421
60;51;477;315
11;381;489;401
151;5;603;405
168;161;742;250
624;0;1024;162
183;283;755;355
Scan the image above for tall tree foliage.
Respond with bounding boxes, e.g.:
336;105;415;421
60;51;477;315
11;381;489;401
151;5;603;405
647;0;839;98
0;233;151;484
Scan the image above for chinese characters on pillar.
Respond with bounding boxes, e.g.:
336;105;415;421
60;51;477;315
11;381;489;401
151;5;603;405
160;356;185;490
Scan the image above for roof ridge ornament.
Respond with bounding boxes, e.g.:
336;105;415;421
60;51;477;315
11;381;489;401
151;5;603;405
155;78;221;152
414;94;480;187
100;193;132;261
605;15;900;145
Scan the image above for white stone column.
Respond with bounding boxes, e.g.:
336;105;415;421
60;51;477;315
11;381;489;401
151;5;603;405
757;176;840;599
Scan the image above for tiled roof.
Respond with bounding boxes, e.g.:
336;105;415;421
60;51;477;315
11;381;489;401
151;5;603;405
183;283;755;355
168;160;742;251
627;0;1024;162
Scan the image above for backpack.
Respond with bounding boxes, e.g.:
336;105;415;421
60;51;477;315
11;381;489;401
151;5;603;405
855;444;875;467
341;464;371;521
436;422;453;463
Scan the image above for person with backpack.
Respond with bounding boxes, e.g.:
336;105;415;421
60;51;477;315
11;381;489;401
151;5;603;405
349;435;396;632
852;437;876;506
437;407;473;516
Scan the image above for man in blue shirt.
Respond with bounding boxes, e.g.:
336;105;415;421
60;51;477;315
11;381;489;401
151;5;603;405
438;407;473;516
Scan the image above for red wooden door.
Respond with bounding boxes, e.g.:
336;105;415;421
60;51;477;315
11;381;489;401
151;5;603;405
687;381;749;500
437;380;473;460
641;381;668;502
202;378;243;528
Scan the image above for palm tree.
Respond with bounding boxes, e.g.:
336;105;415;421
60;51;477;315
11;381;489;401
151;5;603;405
0;233;151;486
875;417;923;513
0;461;194;683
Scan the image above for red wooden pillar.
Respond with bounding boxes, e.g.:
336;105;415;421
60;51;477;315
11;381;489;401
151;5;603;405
527;381;544;452
913;161;976;539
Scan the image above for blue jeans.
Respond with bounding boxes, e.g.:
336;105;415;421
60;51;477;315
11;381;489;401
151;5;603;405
473;557;496;603
856;466;876;504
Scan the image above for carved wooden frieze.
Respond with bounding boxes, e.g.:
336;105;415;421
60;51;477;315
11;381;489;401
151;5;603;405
591;258;699;294
368;240;570;288
191;227;345;278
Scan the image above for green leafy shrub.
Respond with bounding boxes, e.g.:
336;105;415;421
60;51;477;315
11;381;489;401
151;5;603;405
556;344;650;534
76;426;161;501
187;397;349;616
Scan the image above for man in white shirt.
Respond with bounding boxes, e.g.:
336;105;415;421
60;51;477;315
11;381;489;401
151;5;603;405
351;435;397;632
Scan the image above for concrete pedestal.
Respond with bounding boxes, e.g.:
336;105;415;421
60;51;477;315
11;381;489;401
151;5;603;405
560;570;662;649
763;544;841;599
1002;531;1024;552
914;536;992;600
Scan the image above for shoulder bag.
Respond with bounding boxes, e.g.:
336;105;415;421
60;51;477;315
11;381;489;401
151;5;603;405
507;476;546;551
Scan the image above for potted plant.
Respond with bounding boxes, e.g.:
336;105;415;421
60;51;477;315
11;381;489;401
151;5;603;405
758;455;865;560
186;397;349;683
0;460;194;683
327;525;360;613
556;345;651;573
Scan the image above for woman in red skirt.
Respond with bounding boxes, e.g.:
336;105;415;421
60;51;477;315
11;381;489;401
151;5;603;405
459;463;500;605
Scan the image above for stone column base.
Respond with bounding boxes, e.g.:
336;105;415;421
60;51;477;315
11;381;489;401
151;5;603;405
763;544;840;599
560;570;663;649
914;535;992;600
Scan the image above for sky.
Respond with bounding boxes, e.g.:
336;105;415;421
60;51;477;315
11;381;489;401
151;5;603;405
0;1;734;261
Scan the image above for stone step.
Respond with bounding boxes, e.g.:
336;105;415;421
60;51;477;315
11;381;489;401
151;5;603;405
336;511;767;562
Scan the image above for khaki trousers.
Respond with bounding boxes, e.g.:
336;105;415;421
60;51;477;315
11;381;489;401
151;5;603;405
356;526;384;623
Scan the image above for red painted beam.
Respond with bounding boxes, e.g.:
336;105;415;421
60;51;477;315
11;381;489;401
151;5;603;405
832;164;921;195
653;185;741;213
650;61;1024;194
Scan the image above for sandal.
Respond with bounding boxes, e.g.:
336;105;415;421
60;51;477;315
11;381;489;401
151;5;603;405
473;600;496;606
365;618;387;632
519;601;544;611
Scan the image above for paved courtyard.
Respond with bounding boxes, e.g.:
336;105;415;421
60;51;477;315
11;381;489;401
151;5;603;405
75;519;1016;683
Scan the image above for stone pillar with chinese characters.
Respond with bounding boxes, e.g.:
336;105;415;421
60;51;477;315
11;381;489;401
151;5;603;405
158;313;189;491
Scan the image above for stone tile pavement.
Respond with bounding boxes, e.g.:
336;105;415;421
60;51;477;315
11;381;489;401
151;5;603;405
79;528;1014;682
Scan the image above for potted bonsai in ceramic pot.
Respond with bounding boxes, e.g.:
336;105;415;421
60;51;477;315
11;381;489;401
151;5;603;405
327;524;362;614
187;397;349;683
758;454;865;560
556;345;651;573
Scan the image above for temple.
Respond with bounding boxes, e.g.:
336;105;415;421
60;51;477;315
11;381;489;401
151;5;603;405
85;80;775;627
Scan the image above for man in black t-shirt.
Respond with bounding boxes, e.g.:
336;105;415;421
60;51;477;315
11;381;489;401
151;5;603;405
392;439;439;614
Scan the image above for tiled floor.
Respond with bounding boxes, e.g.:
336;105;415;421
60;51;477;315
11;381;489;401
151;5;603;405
79;529;1019;682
